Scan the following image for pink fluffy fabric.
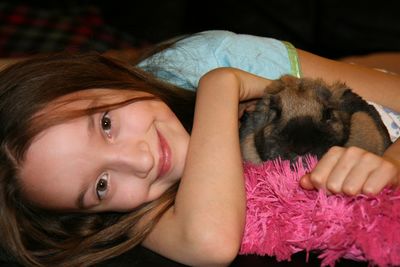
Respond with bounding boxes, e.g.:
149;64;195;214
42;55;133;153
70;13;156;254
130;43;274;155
239;156;400;267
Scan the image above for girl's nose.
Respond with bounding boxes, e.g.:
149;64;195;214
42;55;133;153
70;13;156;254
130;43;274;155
114;140;154;178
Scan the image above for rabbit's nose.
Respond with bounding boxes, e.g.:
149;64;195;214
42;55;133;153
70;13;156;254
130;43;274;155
289;144;313;155
282;116;325;153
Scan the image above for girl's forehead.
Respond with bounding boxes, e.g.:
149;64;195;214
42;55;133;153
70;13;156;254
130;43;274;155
20;116;94;210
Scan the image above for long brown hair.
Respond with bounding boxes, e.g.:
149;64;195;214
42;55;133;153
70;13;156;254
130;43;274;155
0;52;195;266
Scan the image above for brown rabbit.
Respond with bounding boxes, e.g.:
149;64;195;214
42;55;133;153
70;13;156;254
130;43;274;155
239;75;392;163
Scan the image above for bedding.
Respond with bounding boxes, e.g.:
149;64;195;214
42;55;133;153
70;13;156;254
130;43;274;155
240;156;400;267
0;2;138;57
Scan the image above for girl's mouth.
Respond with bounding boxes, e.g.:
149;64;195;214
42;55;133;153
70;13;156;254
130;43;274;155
157;130;171;180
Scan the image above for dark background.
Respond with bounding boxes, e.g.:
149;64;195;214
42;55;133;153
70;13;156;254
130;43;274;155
98;0;400;58
1;0;400;58
0;0;398;266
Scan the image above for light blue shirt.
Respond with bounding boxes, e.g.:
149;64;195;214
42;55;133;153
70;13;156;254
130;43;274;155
138;30;300;91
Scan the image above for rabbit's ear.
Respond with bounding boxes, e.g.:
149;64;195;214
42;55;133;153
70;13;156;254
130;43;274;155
264;75;297;94
345;111;387;155
280;74;298;83
337;88;372;114
339;88;392;155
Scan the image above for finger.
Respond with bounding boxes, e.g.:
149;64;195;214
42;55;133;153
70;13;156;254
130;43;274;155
325;147;366;194
244;100;258;112
362;160;399;195
239;100;258;116
340;153;381;196
307;146;344;192
382;156;400;188
300;174;314;190
238;104;247;118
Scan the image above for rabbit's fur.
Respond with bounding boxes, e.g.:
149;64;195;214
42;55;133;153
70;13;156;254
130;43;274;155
239;75;392;163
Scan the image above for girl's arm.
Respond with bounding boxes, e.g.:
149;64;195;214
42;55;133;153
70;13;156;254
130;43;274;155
298;49;400;112
142;68;270;266
297;49;400;195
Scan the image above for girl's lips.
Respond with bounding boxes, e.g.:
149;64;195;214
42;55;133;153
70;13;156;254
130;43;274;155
157;130;171;180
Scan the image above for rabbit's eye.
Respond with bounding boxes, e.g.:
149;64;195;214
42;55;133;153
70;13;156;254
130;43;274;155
269;96;282;121
270;107;281;122
322;108;333;122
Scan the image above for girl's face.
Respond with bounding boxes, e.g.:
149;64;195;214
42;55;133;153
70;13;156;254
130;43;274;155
20;90;190;212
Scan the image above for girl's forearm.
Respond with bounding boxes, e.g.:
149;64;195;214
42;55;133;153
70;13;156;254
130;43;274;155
298;49;400;112
143;69;248;265
173;69;246;260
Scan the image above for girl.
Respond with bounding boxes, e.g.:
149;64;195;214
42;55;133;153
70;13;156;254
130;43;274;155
0;30;399;266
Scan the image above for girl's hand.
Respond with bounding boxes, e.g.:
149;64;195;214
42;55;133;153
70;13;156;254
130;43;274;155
300;146;400;196
239;100;258;118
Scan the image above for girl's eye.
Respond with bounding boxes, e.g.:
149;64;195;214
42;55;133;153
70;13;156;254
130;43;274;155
101;111;112;138
96;173;109;200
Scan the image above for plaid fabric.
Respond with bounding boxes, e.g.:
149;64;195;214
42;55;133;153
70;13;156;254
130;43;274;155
0;2;141;57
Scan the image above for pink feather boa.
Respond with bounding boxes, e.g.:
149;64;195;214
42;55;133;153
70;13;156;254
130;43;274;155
239;156;400;267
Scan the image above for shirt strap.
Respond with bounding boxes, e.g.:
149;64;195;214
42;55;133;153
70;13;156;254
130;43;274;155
283;41;302;78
